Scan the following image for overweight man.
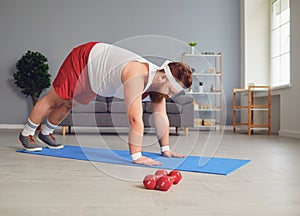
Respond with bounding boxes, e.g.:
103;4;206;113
18;42;193;166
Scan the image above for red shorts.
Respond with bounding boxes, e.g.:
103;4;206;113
53;42;99;105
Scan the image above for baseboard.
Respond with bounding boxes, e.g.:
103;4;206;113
0;124;24;129
279;130;300;139
0;124;279;135
187;125;233;131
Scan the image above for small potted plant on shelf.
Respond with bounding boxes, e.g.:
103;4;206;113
188;42;197;54
13;50;51;106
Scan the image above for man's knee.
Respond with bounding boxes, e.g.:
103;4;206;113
43;87;65;107
63;101;73;111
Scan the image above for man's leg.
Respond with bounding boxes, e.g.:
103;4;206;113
36;90;77;149
28;87;67;124
46;100;74;126
37;102;74;149
19;87;68;151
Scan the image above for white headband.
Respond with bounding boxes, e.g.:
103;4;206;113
160;60;185;92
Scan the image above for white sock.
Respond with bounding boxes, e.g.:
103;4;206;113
41;119;58;135
22;118;39;136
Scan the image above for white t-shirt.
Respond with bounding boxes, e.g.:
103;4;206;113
87;43;158;99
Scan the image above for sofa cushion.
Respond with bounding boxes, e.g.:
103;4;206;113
107;97;125;113
95;95;107;102
145;102;182;114
166;103;182;113
72;101;107;113
169;95;193;105
108;101;127;113
166;93;194;105
108;101;146;113
106;97;123;103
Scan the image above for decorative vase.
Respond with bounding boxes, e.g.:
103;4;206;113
199;86;204;93
199;81;204;93
188;42;197;54
191;46;195;54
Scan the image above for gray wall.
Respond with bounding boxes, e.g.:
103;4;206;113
0;0;240;125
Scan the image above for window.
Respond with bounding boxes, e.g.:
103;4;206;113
270;0;290;87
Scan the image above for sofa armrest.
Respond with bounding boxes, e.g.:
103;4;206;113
167;91;194;105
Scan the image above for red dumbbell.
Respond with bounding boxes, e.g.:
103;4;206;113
143;170;168;190
143;175;157;190
154;170;169;179
156;175;173;191
143;170;183;191
168;170;182;185
156;170;182;191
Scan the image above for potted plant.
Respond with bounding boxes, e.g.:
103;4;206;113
13;50;51;106
188;42;197;54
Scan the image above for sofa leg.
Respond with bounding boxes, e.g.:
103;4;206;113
175;127;179;135
68;126;72;134
184;127;188;136
62;126;66;136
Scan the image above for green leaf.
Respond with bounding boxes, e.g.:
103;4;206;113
188;42;197;47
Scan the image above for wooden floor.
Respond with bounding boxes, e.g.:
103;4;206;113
0;128;299;216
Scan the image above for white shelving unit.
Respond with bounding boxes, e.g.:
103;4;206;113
182;52;223;129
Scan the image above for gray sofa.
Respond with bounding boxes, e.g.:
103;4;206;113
59;92;194;136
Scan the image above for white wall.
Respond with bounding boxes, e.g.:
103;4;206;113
241;0;300;138
279;0;300;138
0;0;241;125
241;0;270;87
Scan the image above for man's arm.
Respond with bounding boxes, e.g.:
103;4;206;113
122;62;162;166
151;99;185;158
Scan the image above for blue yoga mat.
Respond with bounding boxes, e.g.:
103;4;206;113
17;145;250;175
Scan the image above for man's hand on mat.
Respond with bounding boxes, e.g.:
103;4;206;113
134;156;162;166
162;151;185;158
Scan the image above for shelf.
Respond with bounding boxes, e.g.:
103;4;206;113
193;125;217;129
183;52;222;130
234;108;269;111
188;92;221;95
192;73;221;76
234;124;269;129
233;86;271;135
195;109;221;112
182;53;222;57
